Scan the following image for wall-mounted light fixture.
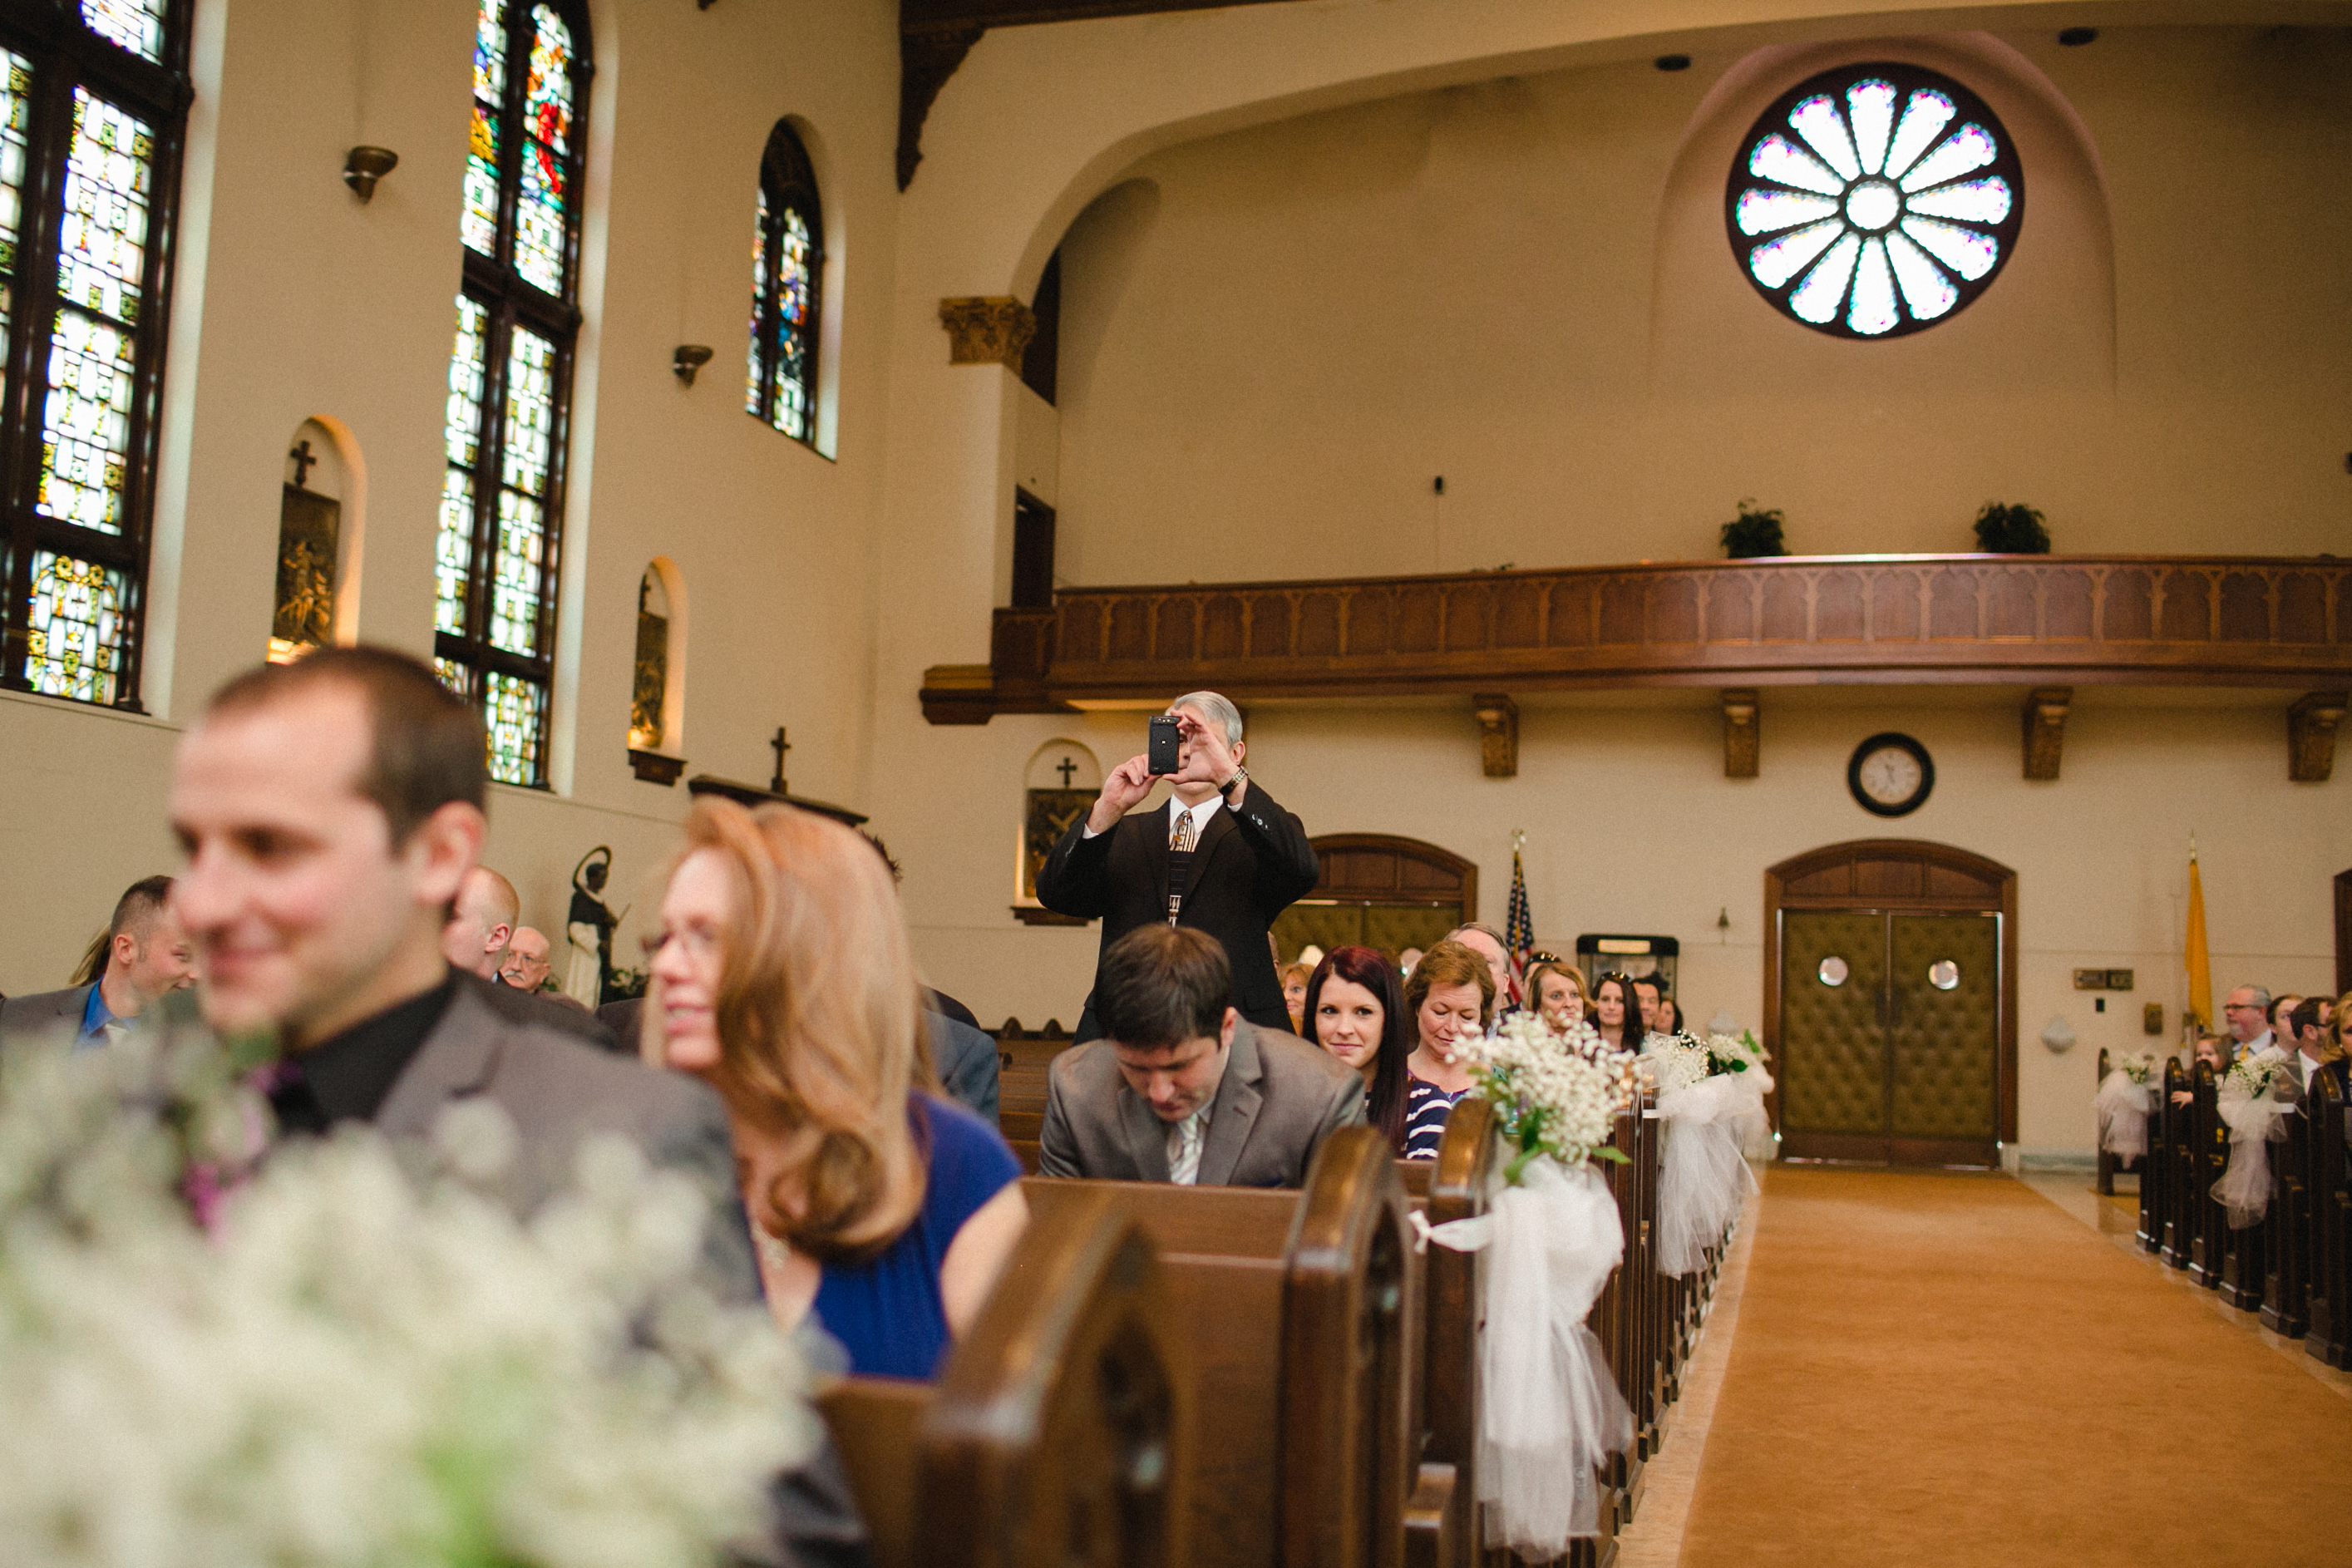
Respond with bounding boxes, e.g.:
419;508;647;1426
343;146;399;203
673;345;714;387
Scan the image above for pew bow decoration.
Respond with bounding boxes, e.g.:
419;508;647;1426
2212;1045;2292;1228
2093;1053;2158;1161
1644;1032;1773;1277
1451;1012;1640;1555
0;1030;820;1566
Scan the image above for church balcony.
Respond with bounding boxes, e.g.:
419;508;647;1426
919;554;2352;723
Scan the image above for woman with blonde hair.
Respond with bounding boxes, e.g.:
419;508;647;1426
1400;939;1496;1159
1523;959;1588;1033
1280;959;1314;1036
646;799;1028;1378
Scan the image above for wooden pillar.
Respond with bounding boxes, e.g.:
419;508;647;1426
1473;694;1518;778
2288;691;2346;782
2022;687;2071;780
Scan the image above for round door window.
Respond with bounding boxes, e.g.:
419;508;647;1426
1928;959;1960;990
1818;956;1850;987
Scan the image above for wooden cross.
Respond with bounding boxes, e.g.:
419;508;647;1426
1055;755;1078;786
288;439;318;489
769;726;791;794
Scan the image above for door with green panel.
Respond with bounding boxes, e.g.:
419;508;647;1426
1779;909;2000;1166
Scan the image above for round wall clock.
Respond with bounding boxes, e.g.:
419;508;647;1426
1848;732;1934;816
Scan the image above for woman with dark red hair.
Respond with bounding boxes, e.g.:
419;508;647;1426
1302;944;1413;1152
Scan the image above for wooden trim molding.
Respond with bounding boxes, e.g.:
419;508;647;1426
2021;686;2070;780
1761;838;2019;1160
1303;833;1478;925
927;555;2352;722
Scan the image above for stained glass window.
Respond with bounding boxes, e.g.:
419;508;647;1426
746;121;822;446
436;0;589;786
0;7;190;708
1726;63;2022;340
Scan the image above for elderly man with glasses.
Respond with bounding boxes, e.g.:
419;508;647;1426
2220;984;2276;1055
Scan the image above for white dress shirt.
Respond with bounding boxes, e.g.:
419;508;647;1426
1166;1105;1211;1185
1083;789;1230;841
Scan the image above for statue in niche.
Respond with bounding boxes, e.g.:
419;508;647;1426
629;568;668;751
269;439;339;663
564;846;625;1008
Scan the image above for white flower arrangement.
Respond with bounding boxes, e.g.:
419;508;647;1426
1455;1010;1641;1183
1643;1030;1770;1099
0;1033;818;1568
2222;1044;2286;1102
2110;1051;2157;1087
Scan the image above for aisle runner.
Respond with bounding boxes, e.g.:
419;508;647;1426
1678;1166;2352;1568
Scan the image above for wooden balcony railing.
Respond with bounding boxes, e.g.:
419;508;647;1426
920;555;2352;722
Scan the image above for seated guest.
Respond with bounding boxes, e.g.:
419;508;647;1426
1445;923;1517;1013
1038;925;1364;1186
446;865;619;1051
1590;972;1640;1053
2172;1033;2234;1106
1;875;195;1047
499;924;557;991
1304;944;1413;1152
647;798;1028;1378
1524;959;1588;1034
1630;974;1673;1045
1402;939;1494;1160
2287;997;2345;1097
1280;960;1313;1036
1654;992;1685;1038
2268;994;2303;1056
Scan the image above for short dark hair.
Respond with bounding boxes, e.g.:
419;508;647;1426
1630;974;1666;1001
2290;997;2325;1041
1095;925;1230;1048
205;647;486;845
71;874;175;986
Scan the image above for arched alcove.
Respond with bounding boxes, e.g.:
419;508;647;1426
627;556;687;783
267;416;364;662
1015;738;1101;920
1272;834;1479;965
774;114;844;460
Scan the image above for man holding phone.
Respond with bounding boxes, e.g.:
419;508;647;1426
1037;692;1319;1043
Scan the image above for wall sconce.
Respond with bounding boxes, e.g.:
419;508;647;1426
673;345;714;386
343;146;399;202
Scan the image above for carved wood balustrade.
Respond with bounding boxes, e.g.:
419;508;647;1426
920;555;2352;722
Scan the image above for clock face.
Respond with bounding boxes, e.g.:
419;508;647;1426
1847;732;1934;816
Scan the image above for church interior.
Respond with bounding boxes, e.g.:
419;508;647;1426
2;0;2350;1562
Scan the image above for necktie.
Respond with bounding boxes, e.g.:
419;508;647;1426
1171;810;1197;854
1166;808;1197;926
1168;1111;1206;1186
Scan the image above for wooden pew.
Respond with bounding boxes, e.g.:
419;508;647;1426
1419;1097;1494;1568
2260;1100;2310;1337
2135;1058;2167;1254
2216;1075;2268;1314
1022;1127;1451;1568
2188;1061;2228;1290
2305;1069;2350;1368
2093;1047;2149;1196
820;1187;1189;1568
994;1018;1072;1172
2158;1058;2196;1270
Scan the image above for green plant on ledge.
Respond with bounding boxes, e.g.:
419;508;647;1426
1720;500;1787;560
1973;501;2050;554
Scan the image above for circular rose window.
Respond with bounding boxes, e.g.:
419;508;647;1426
1725;62;2024;338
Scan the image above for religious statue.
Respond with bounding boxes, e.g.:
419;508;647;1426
564;846;619;1009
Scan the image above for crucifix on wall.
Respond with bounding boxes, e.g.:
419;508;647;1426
769;726;791;794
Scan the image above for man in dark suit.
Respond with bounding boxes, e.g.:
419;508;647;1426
1036;693;1317;1042
164;645;860;1564
1038;926;1363;1187
0;875;195;1047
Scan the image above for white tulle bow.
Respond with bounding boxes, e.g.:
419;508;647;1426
2212;1049;2292;1229
1652;1071;1768;1276
2092;1069;2153;1161
1474;1158;1635;1559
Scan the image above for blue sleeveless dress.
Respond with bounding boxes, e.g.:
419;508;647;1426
811;1092;1022;1379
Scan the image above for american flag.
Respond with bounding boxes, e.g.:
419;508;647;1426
1505;831;1534;974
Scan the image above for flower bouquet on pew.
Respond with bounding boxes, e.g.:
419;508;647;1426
0;1030;821;1567
2212;1043;2293;1228
1641;1031;1773;1278
1432;1011;1641;1558
2093;1050;2160;1161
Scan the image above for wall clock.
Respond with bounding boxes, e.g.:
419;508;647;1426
1848;732;1934;816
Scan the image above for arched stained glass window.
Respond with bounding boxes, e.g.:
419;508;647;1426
1726;63;2023;339
437;0;590;786
0;2;190;708
747;121;822;446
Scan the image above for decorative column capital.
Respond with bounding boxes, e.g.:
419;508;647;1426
939;296;1037;368
1473;693;1518;779
1721;688;1759;779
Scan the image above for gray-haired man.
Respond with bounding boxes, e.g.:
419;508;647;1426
1038;692;1319;1043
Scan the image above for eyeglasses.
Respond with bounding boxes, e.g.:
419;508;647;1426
2222;1003;2263;1013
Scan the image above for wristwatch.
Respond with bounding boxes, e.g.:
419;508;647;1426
1220;767;1250;798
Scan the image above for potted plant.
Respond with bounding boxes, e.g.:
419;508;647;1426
1972;501;2050;554
1719;500;1787;560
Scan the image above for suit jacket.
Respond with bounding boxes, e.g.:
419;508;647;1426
927;1009;1001;1123
1036;1018;1365;1187
0;984;95;1043
1035;782;1318;1039
481;973;621;1053
596;995;646;1058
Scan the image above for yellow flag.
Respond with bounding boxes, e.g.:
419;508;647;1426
2184;847;2211;1030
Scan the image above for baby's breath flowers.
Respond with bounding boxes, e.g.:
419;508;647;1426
1455;1011;1640;1184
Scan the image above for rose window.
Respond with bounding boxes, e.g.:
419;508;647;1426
1726;63;2024;339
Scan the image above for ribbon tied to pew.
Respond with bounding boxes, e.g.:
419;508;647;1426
1651;1068;1770;1278
2213;1044;2294;1230
2092;1059;2156;1161
1410;1158;1635;1557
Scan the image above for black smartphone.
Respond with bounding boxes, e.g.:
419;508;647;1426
1147;714;1181;775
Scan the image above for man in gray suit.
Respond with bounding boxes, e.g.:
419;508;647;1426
1038;925;1363;1187
0;875;195;1047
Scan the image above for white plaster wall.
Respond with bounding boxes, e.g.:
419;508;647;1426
0;0;903;991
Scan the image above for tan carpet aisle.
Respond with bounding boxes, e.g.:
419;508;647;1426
1675;1166;2352;1568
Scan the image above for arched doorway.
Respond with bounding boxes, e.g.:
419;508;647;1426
1271;835;1477;964
1764;840;2018;1168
